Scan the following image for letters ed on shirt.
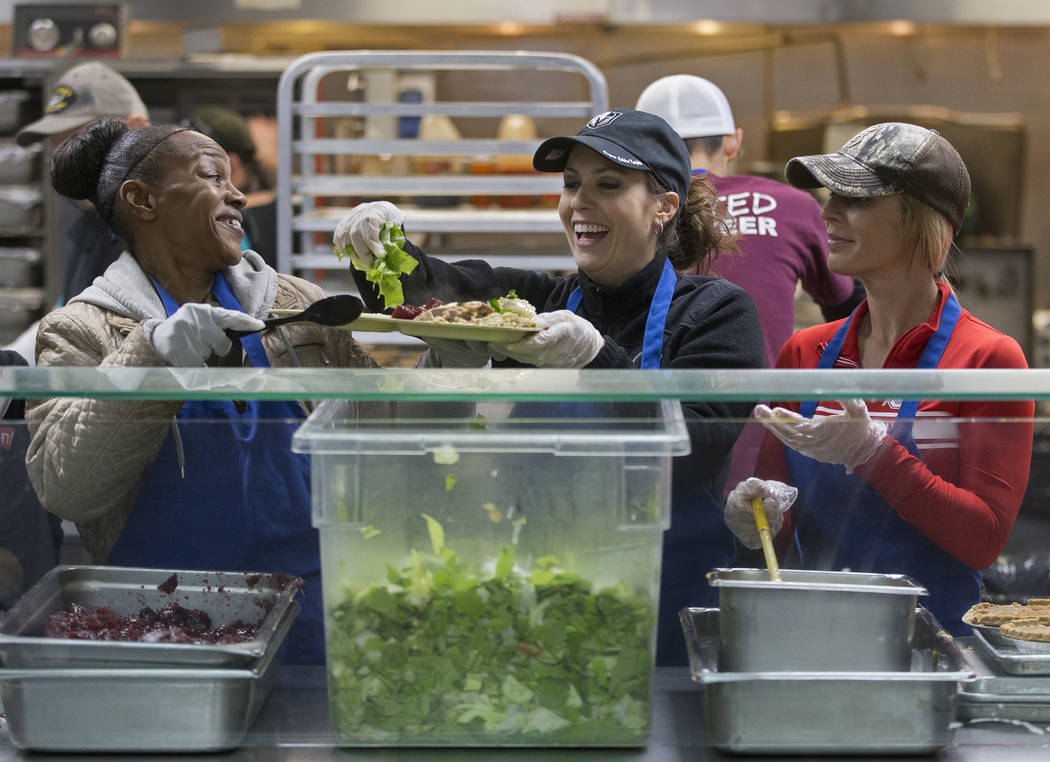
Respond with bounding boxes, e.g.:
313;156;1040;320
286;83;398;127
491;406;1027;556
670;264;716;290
721;190;779;237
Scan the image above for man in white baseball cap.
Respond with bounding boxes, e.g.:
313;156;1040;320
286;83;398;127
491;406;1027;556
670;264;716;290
636;74;863;506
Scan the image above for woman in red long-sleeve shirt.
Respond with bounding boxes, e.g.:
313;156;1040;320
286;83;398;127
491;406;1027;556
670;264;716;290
724;122;1033;635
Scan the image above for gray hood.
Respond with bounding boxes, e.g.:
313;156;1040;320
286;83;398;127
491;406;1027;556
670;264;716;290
71;249;279;320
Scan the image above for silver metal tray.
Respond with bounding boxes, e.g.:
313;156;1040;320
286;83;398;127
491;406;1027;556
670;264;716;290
970;625;1050;675
957;636;1050;723
0;565;302;669
706;567;927;672
681;606;974;755
1003;635;1050;655
960;635;1050;695
0;600;297;752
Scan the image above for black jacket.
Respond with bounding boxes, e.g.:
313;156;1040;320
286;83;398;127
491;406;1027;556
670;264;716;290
353;242;766;665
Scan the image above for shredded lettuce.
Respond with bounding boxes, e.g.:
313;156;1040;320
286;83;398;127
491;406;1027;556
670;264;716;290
333;222;417;308
325;514;655;744
488;289;520;312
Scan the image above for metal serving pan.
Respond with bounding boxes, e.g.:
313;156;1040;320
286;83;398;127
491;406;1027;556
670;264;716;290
0;565;302;669
970;626;1050;675
956;635;1050;722
707;567;927;672
681;607;974;755
0;600;297;752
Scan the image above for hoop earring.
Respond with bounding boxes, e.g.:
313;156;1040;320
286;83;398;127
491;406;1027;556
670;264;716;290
654;220;665;236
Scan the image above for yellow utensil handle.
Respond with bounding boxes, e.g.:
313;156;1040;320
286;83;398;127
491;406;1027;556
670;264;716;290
751;497;782;581
751;496;771;532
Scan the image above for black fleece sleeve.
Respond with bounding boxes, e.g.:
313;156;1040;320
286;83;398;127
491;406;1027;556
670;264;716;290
663;280;766;479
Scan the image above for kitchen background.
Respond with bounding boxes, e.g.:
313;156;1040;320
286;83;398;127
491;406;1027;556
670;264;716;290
0;0;1048;366
0;1;1048;572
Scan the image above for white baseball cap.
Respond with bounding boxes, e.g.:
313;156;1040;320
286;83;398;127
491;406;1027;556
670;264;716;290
635;74;735;140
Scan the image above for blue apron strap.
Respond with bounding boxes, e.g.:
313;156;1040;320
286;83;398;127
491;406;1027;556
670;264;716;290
799;305;859;418
565;258;676;370
211;272;271;369
149;276;181;318
641;259;676;369
566;285;582;313
897;292;960;420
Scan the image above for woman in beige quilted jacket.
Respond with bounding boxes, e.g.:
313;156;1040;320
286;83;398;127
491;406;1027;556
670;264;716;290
24;119;377;663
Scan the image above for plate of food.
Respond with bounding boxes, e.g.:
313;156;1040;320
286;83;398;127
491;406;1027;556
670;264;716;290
272;294;540;343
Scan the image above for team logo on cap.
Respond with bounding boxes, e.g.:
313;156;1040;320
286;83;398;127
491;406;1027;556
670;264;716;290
586;111;623;129
45;85;76;115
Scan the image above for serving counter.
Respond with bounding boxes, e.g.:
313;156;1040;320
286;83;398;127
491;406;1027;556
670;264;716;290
2;663;1049;760
2;366;1050;756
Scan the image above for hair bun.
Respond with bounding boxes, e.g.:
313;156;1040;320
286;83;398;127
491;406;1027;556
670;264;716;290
50;118;129;201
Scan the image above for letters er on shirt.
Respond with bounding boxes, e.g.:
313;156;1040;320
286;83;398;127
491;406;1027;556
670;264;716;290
722;191;778;236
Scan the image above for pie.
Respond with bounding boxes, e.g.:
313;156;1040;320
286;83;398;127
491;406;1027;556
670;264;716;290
1001;617;1050;643
963;600;1050;626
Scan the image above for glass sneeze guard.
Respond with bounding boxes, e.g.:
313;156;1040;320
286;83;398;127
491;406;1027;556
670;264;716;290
2;366;1049;402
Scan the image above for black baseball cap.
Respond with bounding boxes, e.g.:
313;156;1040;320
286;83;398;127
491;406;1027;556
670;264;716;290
533;108;691;209
785;122;971;233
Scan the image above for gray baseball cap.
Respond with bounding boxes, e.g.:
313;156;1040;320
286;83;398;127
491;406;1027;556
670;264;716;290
785;122;971;233
16;61;148;147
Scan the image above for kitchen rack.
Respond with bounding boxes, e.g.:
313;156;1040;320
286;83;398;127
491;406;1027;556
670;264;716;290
0;68;49;349
274;50;608;348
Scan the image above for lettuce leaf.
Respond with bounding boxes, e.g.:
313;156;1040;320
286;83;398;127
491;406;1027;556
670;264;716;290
333;222;418;308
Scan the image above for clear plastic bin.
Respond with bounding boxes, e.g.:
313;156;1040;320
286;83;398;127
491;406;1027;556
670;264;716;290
293;398;689;746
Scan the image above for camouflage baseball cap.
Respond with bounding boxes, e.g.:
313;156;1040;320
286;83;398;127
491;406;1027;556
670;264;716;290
785;122;971;233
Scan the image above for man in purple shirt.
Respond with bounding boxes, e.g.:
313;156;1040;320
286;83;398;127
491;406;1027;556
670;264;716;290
636;74;863;496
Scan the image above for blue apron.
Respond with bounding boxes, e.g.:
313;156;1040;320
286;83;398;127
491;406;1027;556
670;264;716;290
107;274;323;664
786;292;980;636
571;259;734;665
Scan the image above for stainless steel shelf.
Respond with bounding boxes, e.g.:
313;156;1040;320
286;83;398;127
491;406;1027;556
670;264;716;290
291;174;561;196
291;206;563;234
275;51;608;337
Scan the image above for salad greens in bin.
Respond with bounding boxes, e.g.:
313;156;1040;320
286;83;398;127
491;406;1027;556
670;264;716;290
326;514;655;743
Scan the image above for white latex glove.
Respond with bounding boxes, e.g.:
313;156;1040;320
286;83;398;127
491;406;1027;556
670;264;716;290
144;303;265;367
487;310;603;369
724;478;798;550
418;337;492;368
332;200;406;269
755;398;887;473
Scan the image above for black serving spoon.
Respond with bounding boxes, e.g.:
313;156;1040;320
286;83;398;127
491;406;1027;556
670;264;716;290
227;294;365;338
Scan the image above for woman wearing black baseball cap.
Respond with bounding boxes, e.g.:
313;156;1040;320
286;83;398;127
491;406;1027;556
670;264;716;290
337;108;765;666
724;122;1033;636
